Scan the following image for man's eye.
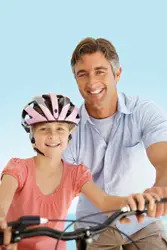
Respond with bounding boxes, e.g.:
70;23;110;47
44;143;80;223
96;70;105;75
78;73;87;78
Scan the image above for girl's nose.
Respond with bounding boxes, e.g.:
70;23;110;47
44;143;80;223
48;131;57;139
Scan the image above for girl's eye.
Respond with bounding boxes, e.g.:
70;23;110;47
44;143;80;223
57;127;64;131
40;127;47;131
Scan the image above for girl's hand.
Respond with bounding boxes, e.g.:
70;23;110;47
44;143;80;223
0;218;17;250
121;192;161;224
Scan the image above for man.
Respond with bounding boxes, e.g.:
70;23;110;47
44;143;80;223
63;37;167;249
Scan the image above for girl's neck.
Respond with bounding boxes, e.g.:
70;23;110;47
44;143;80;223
34;154;62;172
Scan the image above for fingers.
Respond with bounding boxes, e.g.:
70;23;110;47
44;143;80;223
127;192;161;211
127;187;167;222
120;217;131;224
144;192;160;217
0;218;14;249
3;227;12;246
13;244;18;250
127;193;147;211
7;244;17;250
127;192;163;222
144;186;167;217
143;192;160;211
1;243;17;250
0;217;7;230
136;214;145;224
0;217;17;250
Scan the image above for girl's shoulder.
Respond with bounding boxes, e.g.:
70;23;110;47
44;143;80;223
2;157;34;190
5;157;33;170
63;161;92;181
63;161;92;196
63;161;89;172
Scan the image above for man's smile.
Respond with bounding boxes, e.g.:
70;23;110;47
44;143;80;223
88;88;105;95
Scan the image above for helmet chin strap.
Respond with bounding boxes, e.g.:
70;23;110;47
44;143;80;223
34;147;46;157
30;136;46;157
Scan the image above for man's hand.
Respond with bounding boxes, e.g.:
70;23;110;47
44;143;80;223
144;186;167;217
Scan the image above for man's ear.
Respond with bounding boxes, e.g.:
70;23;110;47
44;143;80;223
115;67;122;82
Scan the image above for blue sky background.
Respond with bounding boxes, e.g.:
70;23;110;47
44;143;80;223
0;0;167;217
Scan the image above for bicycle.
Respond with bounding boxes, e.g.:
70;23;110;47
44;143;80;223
0;198;167;250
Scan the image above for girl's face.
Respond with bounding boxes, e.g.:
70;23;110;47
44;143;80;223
33;122;71;158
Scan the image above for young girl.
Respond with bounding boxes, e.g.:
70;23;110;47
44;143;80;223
0;93;160;250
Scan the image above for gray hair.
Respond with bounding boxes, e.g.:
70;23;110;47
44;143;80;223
71;37;120;76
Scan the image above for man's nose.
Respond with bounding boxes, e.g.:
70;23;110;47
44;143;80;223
87;74;97;88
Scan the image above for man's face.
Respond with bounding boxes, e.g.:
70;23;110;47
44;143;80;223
74;52;121;110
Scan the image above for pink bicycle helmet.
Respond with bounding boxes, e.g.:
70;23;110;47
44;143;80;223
22;93;80;133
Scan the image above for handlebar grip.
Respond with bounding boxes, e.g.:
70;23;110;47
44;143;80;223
0;230;20;245
0;216;42;246
122;197;167;213
7;215;41;228
0;232;4;245
155;197;167;204
145;197;167;210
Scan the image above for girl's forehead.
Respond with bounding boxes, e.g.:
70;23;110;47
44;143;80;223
34;121;69;128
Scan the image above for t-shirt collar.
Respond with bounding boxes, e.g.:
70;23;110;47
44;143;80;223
80;92;132;125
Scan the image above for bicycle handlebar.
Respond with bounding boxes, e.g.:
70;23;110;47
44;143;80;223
0;198;167;245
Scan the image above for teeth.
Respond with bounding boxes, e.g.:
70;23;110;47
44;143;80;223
89;89;103;94
46;144;57;147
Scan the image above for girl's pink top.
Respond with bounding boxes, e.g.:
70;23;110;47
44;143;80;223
2;157;92;250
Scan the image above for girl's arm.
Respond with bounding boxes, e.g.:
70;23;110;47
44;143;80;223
81;181;127;211
0;175;18;248
81;181;159;217
0;175;18;217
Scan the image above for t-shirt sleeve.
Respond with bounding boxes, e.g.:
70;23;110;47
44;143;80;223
138;102;167;148
1;158;27;191
72;164;93;196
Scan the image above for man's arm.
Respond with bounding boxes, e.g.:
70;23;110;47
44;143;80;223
145;141;167;216
147;141;167;186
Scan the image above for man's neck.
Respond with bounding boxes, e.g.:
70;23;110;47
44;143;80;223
85;97;118;119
